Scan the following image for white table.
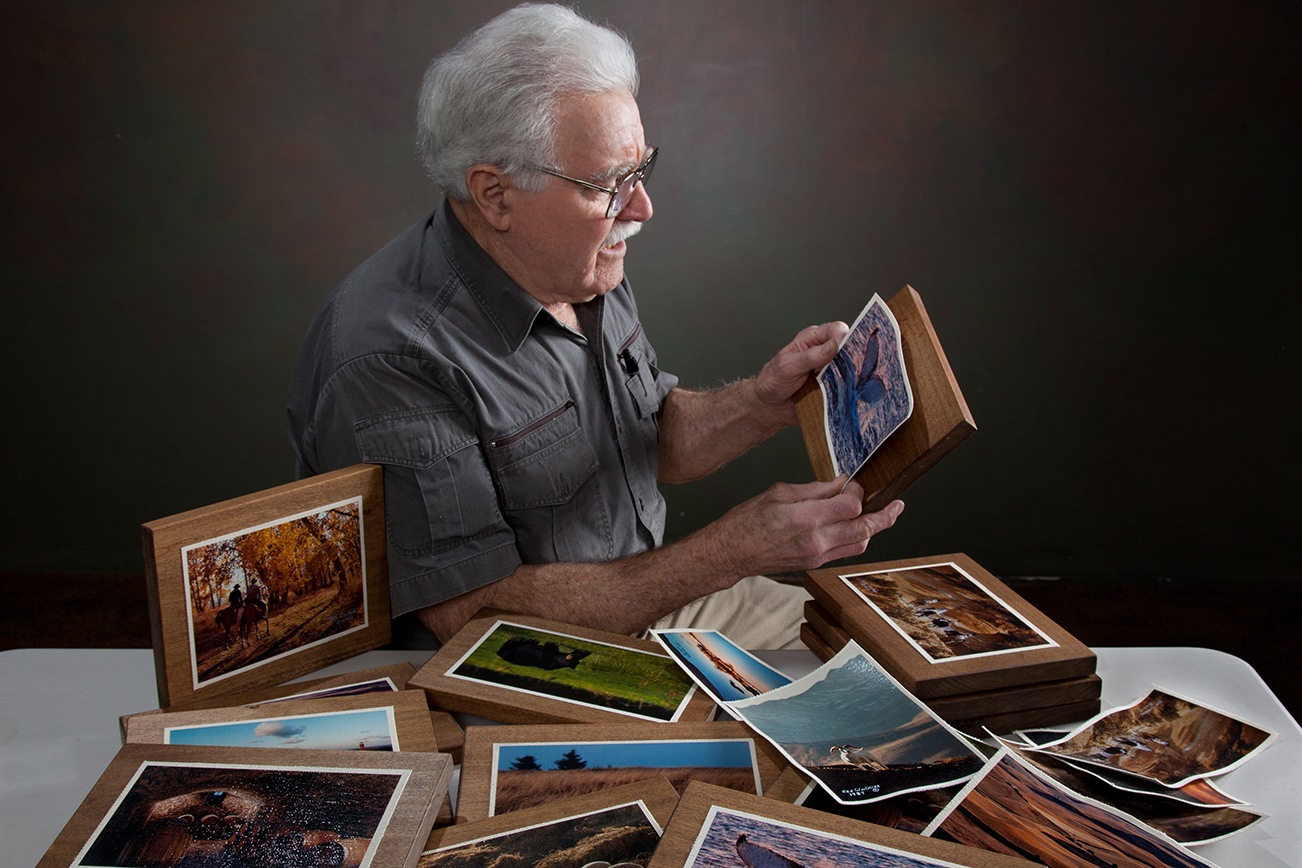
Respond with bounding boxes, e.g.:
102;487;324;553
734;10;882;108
2;647;1298;867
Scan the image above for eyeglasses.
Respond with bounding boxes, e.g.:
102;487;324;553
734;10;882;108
533;146;658;218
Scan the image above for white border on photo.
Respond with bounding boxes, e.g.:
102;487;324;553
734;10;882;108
488;737;762;815
922;747;1221;867
183;495;370;690
252;676;399;705
727;642;984;805
839;559;1058;664
71;759;409;868
685;804;969;867
815;293;915;479
1024;684;1278;787
422;799;662;857
163;705;401;752
444;619;697;723
651;628;793;714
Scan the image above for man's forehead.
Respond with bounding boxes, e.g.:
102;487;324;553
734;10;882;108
552;90;646;174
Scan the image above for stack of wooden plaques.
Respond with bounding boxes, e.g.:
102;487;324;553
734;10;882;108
802;553;1101;733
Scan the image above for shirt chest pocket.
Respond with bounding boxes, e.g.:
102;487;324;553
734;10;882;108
620;343;661;419
489;399;599;510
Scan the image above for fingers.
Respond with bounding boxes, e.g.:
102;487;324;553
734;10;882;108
864;499;905;534
786;321;849;372
792;321;849;352
816;498;905;563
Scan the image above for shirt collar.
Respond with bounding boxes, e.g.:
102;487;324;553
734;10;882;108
430;199;551;354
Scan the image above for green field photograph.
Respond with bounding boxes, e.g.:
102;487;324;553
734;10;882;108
448;621;697;722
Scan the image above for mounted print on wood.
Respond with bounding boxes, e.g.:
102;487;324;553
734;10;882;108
408;610;716;725
142;464;390;708
38;743;452;868
124;690;438;754
805;553;1096;698
457;720;792;823
647;781;1037;867
420;778;680;867
796;285;975;511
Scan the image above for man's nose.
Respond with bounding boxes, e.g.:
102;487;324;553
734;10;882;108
617;180;653;222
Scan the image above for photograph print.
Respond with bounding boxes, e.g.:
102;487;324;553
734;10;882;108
446;620;698;722
729;642;985;805
817;293;914;478
70;760;408;868
1026;687;1276;787
685;804;972;868
184;496;369;690
653;629;792;705
992;739;1264;847
841;561;1057;663
164;707;399;752
924;748;1218;868
258;677;399;704
418;801;661;868
490;738;762;815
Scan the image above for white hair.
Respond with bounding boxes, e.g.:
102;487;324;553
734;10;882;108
416;3;639;199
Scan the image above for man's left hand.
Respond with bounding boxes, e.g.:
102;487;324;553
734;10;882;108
753;321;849;424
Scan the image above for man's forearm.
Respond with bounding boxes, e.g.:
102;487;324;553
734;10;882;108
657;381;791;484
415;530;742;642
417;476;901;644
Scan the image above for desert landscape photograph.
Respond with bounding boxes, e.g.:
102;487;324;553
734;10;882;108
1031;688;1275;786
843;562;1054;661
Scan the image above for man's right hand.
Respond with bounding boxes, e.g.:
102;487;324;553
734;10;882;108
702;477;904;578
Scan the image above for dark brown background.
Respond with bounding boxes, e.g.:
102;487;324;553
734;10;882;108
3;3;1298;713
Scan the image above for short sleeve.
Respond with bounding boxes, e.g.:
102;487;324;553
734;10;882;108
305;356;522;616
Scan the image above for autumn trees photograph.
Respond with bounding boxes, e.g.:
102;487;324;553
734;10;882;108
183;498;368;685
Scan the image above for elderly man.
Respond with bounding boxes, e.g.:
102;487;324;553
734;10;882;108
287;4;903;647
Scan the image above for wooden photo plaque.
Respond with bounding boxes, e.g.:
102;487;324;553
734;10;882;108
123;689;437;753
420;778;680;865
805;553;1096;698
141;464;390;709
800;598;1101;730
39;743;452;868
457;720;792;823
795;285;975;511
647;781;1037;867
118;661;418;741
407;610;717;725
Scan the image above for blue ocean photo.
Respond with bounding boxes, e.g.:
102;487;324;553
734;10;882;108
818;295;914;477
687;806;967;867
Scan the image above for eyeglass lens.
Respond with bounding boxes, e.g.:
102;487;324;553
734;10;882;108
610;149;657;217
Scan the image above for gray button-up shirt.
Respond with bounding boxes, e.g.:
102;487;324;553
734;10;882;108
287;202;677;616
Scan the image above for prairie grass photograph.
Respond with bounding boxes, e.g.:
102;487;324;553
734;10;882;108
184;497;368;689
654;629;791;703
447;621;696;722
490;739;761;815
1029;688;1275;787
842;561;1054;662
817;294;913;478
686;805;966;867
74;760;405;868
164;707;398;752
418;802;660;868
730;644;984;804
926;749;1216;868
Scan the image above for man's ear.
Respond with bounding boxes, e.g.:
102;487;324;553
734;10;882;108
464;163;514;231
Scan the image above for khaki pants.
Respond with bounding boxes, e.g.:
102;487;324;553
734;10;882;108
647;575;811;650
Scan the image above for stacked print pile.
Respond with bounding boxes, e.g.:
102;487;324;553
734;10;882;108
801;552;1102;733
